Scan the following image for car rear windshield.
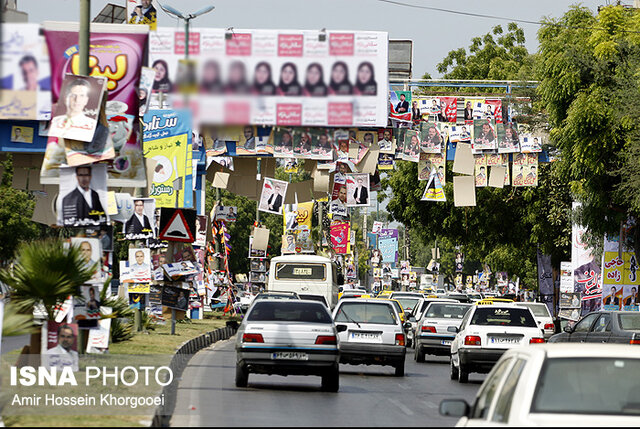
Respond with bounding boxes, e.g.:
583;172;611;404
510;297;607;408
470;307;537;327
298;294;328;306
247;301;332;323
275;263;326;280
532;357;640;416
254;294;297;300
518;303;551;317
425;303;471;319
618;313;640;330
335;302;398;325
395;298;420;312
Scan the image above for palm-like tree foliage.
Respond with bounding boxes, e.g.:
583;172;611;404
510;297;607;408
1;302;38;337
0;239;96;319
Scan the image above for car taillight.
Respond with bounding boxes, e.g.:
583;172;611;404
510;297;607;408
529;337;545;344
315;335;337;345
464;335;481;346
630;339;640;345
543;323;554;330
242;333;264;343
421;326;436;333
395;333;405;346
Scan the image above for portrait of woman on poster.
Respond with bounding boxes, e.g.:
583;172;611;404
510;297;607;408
354;61;376;96
225;61;250;94
411;101;421;125
277;62;302;96
252;61;276;95
152;59;173;93
303;63;327;97
201;60;223;94
463;101;473;121
328;61;353;95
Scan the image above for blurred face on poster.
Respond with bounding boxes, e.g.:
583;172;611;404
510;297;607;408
20;55;39;91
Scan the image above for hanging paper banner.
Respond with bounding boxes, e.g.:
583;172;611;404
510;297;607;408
143;109;193;208
41;21;149;186
421;167;446;202
378;228;398;265
330;220;350;254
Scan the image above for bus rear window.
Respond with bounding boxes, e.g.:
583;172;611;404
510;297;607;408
275;263;326;280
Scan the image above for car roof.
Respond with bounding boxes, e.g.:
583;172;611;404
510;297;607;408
252;298;325;306
506;343;640;359
270;255;331;263
339;298;394;305
258;291;298;295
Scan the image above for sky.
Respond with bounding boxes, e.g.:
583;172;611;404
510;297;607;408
17;0;607;228
20;0;606;78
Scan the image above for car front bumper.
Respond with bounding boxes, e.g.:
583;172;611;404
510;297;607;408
339;342;406;366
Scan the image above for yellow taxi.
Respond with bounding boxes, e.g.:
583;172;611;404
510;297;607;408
367;297;406;323
376;290;394;299
338;289;371;300
475;297;515;305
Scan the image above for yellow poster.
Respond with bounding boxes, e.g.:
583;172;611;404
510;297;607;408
603;251;624;285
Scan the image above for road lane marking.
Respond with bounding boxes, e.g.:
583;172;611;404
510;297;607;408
388;398;414;415
397;383;410;390
422;400;437;408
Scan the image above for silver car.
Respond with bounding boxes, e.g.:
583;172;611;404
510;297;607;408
333;298;408;376
235;300;341;391
414;302;472;362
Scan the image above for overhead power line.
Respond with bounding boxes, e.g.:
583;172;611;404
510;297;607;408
375;0;640;34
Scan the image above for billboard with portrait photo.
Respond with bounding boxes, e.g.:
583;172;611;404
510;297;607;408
292;128;312;158
70;236;102;283
44;321;79;372
10;126;34;144
236;125;258;155
310;128;333;160
273;127;294;157
258;177;288;215
74;284;102;321
497;123;520;153
57;164;108;227
345;173;370;207
377;128;394;153
520;135;542;153
123;198;155;240
128;248;152;282
213;205;238;222
472;119;496;152
0;23;52;120
419;122;443;154
194;215;208;247
403;129;420;163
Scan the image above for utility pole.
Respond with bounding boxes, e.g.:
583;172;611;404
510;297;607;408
78;0;90;76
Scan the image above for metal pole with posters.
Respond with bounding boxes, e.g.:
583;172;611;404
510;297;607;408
78;0;91;76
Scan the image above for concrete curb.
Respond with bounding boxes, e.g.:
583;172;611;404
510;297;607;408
150;323;237;427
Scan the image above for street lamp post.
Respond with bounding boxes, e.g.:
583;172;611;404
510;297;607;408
158;2;215;334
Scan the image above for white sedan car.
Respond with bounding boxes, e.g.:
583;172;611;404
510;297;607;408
515;302;555;339
450;304;545;383
440;343;640;426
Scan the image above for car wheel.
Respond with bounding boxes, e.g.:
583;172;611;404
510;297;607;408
415;345;425;363
450;356;458;380
394;360;405;377
457;363;469;384
235;362;249;388
321;365;339;392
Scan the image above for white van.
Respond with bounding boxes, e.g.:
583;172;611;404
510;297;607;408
267;254;340;309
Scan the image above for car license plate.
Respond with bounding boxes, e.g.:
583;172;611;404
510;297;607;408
271;352;308;360
350;331;382;343
489;336;520;345
441;340;452;346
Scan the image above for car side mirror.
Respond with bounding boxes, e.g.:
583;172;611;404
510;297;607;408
439;399;470;418
403;322;412;330
336;324;348;333
563;325;573;333
409;316;416;323
447;326;458;333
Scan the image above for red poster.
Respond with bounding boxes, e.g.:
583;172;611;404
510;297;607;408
440;96;457;123
485;99;503;124
330;221;350;254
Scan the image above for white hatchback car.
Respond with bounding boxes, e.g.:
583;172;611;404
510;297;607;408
333;298;407;376
515;302;555;339
450;304;544;383
440;343;640;426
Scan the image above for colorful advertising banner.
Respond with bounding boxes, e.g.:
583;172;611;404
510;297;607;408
142;109;193;208
330;220;350;254
602;235;639;311
148;28;389;127
378;228;398;265
0;23;52;120
572;202;602;316
41;21;149;186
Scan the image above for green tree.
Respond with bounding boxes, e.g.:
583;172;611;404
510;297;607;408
0;239;96;359
537;4;640;253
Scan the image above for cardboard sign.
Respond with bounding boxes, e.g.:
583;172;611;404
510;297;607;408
161;284;189;311
159;208;196;242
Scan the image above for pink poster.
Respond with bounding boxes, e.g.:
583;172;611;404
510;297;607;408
440;96;457;123
330;221;349;254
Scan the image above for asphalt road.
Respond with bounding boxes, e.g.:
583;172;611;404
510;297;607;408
171;338;485;427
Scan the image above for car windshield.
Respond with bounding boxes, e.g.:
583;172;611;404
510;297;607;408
425;303;471;319
394;298;420;312
470;307;537;327
518;303;550;318
532;357;640;415
618;313;640;330
468;293;482;300
335;302;398;325
247;301;332;323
